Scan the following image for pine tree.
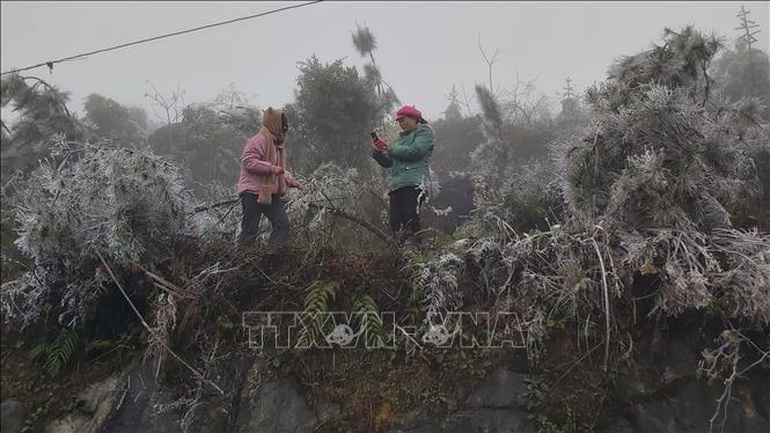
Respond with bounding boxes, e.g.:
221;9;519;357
443;85;464;121
351;23;400;125
1;74;86;177
566;26;760;231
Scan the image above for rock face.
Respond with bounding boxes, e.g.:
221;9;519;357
433;408;533;433
34;356;315;433
8;359;769;433
234;376;317;433
1;399;27;433
613;380;770;433
392;407;534;433
464;368;527;409
101;354;252;433
44;375;121;433
392;368;536;433
98;361;161;433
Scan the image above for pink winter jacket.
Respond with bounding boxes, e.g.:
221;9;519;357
235;133;295;197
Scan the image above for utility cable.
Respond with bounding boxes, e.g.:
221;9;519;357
1;0;323;76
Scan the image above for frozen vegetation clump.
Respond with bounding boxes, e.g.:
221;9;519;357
408;27;770;370
2;138;194;328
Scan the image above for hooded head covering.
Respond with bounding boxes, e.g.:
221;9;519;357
255;107;288;204
261;107;287;145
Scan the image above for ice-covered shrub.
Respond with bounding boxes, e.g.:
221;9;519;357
284;162;374;245
408;251;465;328
619;227;770;325
565;27;763;231
2;138;194;327
409;28;770;370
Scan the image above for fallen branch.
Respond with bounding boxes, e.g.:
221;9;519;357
307;202;392;244
192;197;238;214
134;262;196;300
192;193;394;244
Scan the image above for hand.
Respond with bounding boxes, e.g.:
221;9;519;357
270;165;285;175
372;138;389;150
288;178;304;190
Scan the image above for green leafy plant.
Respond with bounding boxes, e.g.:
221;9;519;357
297;280;338;348
216;315;237;331
29;328;81;375
353;293;387;349
521;375;550;412
535;414;572;433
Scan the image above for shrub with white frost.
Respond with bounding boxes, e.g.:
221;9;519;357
2;138;194;327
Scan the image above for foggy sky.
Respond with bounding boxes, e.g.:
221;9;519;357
2;1;768;123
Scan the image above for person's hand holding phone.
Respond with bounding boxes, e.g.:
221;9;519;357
371;132;388;151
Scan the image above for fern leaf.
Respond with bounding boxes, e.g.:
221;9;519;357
28;343;50;362
297;281;338;348
353;294;386;349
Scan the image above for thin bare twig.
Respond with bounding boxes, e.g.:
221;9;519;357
701;330;770;433
588;231;611;371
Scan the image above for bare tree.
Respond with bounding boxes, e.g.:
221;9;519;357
145;81;186;127
501;69;549;125
459;83;476;118
478;35;501;96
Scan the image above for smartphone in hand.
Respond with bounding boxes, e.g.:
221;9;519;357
371;132;388;150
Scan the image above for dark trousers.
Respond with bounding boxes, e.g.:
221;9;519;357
388;186;425;236
238;193;289;247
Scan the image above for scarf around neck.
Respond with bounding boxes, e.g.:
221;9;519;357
256;107;287;204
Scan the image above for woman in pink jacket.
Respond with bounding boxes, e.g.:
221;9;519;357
236;107;303;247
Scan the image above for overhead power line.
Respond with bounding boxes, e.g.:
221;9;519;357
0;0;323;76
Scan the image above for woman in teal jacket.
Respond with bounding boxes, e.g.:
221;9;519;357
371;105;435;240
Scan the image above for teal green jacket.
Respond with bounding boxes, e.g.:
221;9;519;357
372;124;435;192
